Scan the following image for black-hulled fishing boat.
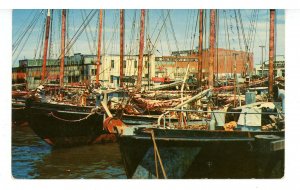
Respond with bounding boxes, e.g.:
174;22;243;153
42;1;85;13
12;100;27;123
12;84;30;124
24;9;112;147
117;126;284;179
26;98;107;147
116;100;285;179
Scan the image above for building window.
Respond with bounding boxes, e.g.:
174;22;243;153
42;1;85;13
92;69;96;75
282;70;285;77
134;60;137;68
123;60;126;68
145;61;148;68
111;60;115;69
110;75;114;83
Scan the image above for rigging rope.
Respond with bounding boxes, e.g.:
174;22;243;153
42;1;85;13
34;10;46;60
13;10;42;50
80;10;93;54
13;11;44;66
43;10;98;83
167;11;180;53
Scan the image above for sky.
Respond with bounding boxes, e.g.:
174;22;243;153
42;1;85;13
12;9;285;67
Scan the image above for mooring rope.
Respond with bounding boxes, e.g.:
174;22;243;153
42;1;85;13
48;108;101;123
150;130;167;179
154;142;159;179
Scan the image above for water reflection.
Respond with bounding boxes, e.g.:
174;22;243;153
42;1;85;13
12;124;126;179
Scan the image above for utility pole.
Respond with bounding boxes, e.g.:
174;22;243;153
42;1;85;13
259;45;265;77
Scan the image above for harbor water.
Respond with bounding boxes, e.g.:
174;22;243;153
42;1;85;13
12;123;126;179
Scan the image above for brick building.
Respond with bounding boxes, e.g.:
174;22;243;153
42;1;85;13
155;48;254;80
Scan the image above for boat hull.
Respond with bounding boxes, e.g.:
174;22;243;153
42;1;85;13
12;102;27;123
26;101;108;147
118;128;284;179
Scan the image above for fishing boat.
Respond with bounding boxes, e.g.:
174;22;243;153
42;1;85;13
26;97;107;147
115;90;285;178
114;9;285;179
24;9;112;147
12;83;30;124
117;124;284;178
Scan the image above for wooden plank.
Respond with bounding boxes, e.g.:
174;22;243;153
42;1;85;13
173;88;211;109
150;81;183;90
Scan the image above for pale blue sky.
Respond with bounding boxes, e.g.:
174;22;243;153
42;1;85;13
12;9;285;67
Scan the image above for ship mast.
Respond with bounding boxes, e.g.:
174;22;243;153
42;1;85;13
96;10;103;85
268;9;275;99
120;9;124;88
136;9;145;91
198;9;204;88
208;9;216;88
59;9;66;87
41;9;51;83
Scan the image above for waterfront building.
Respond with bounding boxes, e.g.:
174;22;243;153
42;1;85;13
155;48;254;80
12;53;155;89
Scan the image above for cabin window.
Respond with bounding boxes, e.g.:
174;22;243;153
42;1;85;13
91;69;96;75
111;60;114;68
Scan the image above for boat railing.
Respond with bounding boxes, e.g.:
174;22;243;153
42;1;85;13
158;108;284;129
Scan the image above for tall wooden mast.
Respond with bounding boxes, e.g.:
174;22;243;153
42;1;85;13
268;9;275;98
96;10;103;85
198;9;204;88
41;9;51;82
59;9;66;87
136;9;145;91
120;9;125;87
208;9;216;88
